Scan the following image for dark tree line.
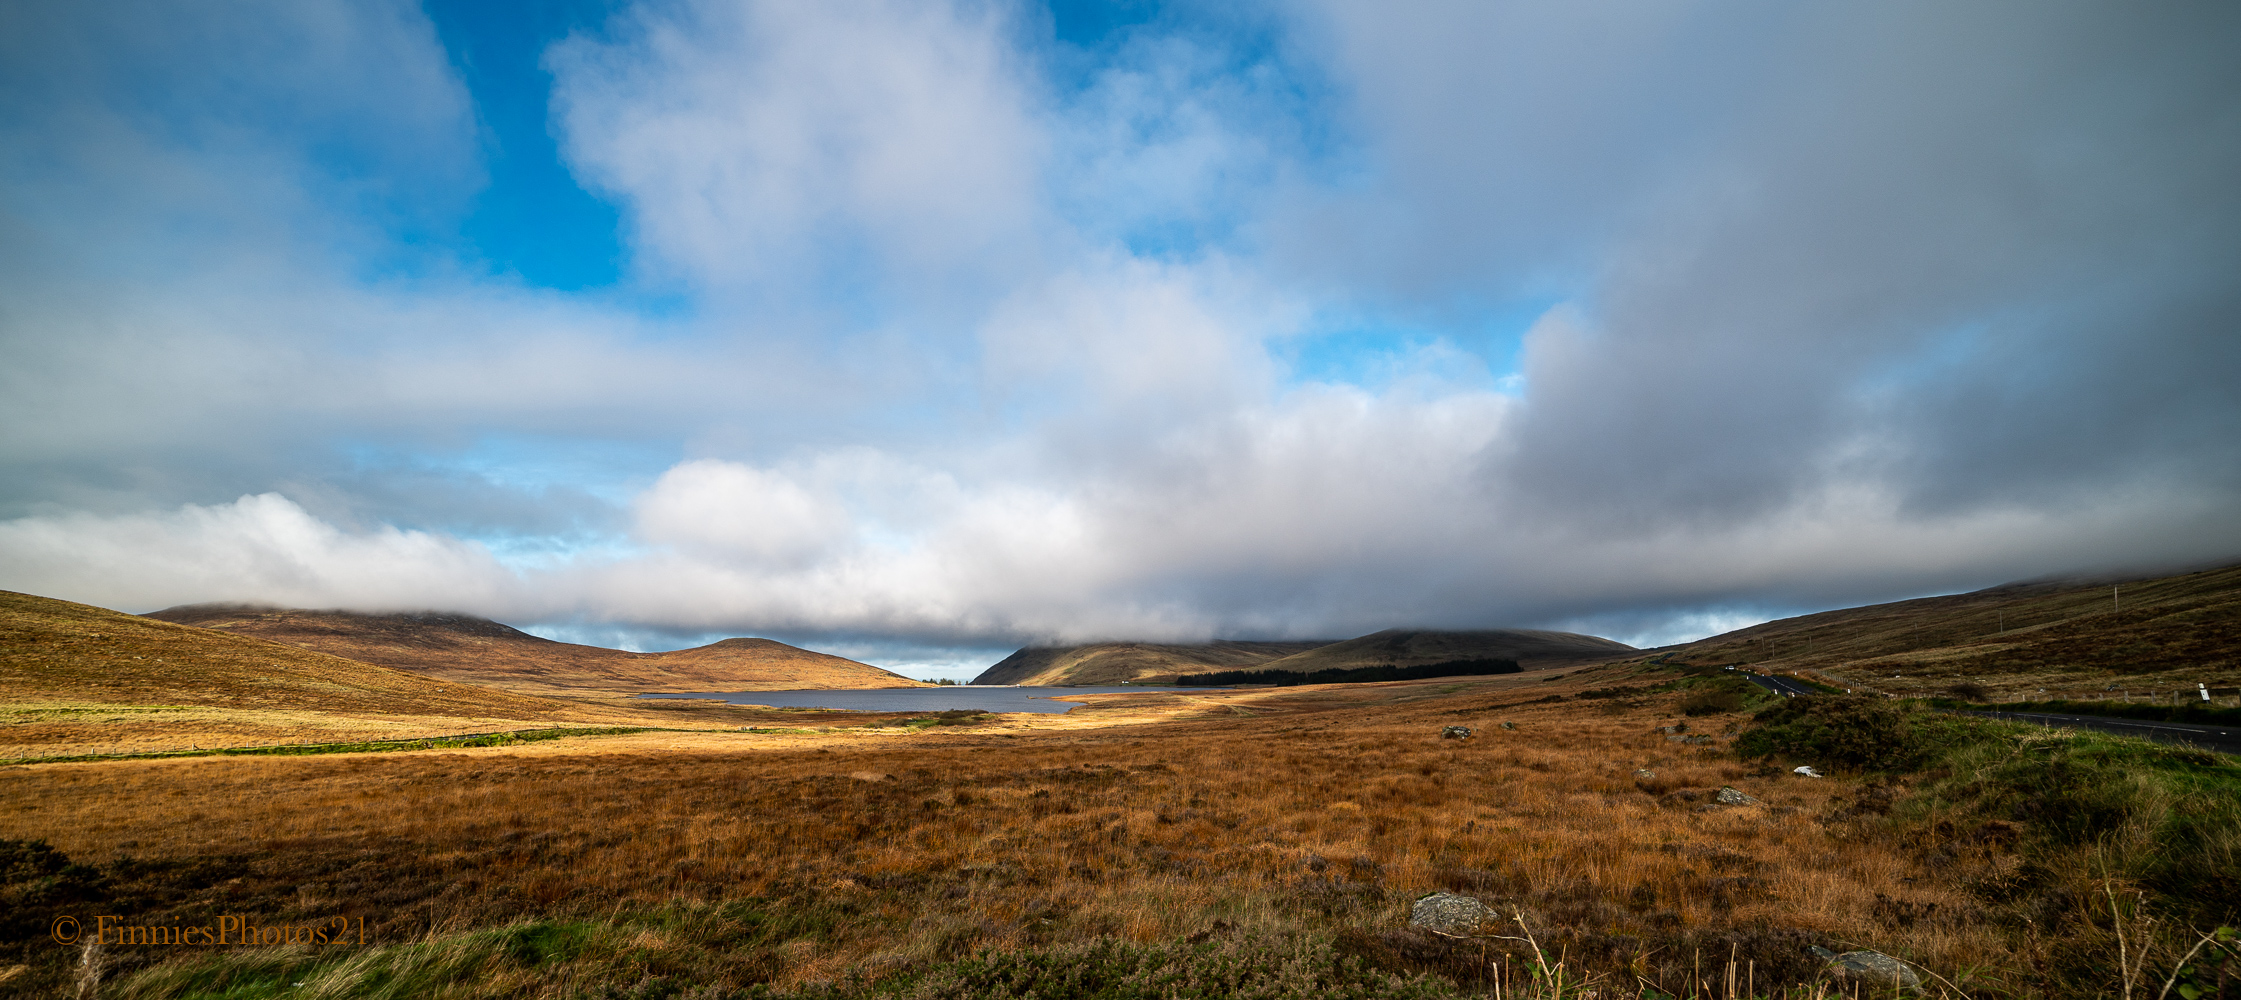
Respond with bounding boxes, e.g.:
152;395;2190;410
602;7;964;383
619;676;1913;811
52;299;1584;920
1175;658;1522;687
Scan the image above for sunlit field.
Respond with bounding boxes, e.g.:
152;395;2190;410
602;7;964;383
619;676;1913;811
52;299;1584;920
11;667;2228;999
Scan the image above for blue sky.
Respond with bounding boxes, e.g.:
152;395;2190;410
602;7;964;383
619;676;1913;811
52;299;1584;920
2;0;2238;679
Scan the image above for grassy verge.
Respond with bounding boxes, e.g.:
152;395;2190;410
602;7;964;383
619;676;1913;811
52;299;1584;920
1632;664;1788;717
0;726;658;765
1923;697;2241;727
1738;695;2241;995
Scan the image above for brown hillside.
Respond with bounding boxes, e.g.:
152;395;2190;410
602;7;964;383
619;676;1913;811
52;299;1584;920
972;640;1336;686
1245;628;1636;676
1670;560;2241;702
144;605;930;697
0;590;573;720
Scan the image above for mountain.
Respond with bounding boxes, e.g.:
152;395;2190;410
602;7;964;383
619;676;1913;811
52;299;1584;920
1245;628;1637;676
143;605;930;697
1668;560;2241;702
1;590;575;718
971;640;1338;686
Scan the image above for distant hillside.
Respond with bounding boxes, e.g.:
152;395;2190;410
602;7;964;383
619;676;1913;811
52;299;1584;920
1;591;575;718
144;605;929;697
1670;561;2241;702
1244;629;1636;677
972;640;1336;686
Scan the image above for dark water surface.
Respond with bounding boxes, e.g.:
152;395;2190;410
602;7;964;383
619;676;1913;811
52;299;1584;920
637;686;1208;715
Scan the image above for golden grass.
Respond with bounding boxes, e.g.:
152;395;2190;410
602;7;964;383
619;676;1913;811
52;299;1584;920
0;669;2038;996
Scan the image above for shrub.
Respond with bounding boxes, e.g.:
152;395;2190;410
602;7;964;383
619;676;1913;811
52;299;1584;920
1677;688;1744;716
1733;695;1991;772
1946;681;1991;702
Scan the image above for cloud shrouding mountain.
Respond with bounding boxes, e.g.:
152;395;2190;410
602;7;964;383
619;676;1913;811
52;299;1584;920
2;0;2236;663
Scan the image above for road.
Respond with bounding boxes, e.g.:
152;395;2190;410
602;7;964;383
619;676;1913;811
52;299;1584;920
1736;671;2237;755
1962;710;2241;756
1743;673;1822;698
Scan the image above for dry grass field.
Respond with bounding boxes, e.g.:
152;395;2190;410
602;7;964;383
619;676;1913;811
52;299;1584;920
5;574;2239;999
5;663;2233;999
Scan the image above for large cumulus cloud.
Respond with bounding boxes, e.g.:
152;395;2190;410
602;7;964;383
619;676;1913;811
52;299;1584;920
2;0;2237;662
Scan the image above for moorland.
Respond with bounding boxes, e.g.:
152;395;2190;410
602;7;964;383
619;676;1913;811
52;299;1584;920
0;564;2237;999
145;605;927;698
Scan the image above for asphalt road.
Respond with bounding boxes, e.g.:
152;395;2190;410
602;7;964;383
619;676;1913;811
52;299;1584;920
1737;672;2237;755
1963;710;2241;756
1744;673;1822;698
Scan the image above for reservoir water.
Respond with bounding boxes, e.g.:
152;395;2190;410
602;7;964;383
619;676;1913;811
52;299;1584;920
637;686;1211;714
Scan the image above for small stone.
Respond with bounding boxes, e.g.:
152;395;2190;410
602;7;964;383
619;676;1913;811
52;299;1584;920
1441;725;1473;740
1500;721;1517;730
1634;769;1657;780
1409;892;1499;935
1714;786;1761;806
1809;946;1924;993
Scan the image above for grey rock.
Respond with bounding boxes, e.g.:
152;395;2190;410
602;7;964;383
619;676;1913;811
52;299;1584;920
1441;725;1473;740
1793;765;1823;778
1409;892;1499;935
1633;769;1657;780
1714;786;1761;806
1809;946;1924;993
1656;723;1689;734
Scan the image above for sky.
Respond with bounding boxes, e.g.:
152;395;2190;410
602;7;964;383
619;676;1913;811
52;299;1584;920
2;0;2237;679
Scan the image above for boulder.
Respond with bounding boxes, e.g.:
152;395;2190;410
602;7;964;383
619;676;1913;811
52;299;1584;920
1809;946;1924;993
1441;725;1473;740
1714;786;1761;806
1793;765;1823;778
1409;892;1499;936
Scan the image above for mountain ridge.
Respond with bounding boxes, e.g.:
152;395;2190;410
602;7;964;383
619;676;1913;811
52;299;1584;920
972;639;1338;686
144;604;929;696
972;629;1637;686
1;590;575;719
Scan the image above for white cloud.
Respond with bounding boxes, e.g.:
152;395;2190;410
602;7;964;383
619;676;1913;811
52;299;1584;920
0;493;516;614
2;0;2237;659
548;0;1050;310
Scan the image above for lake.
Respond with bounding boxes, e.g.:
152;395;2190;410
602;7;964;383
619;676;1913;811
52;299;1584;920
637;686;1213;715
